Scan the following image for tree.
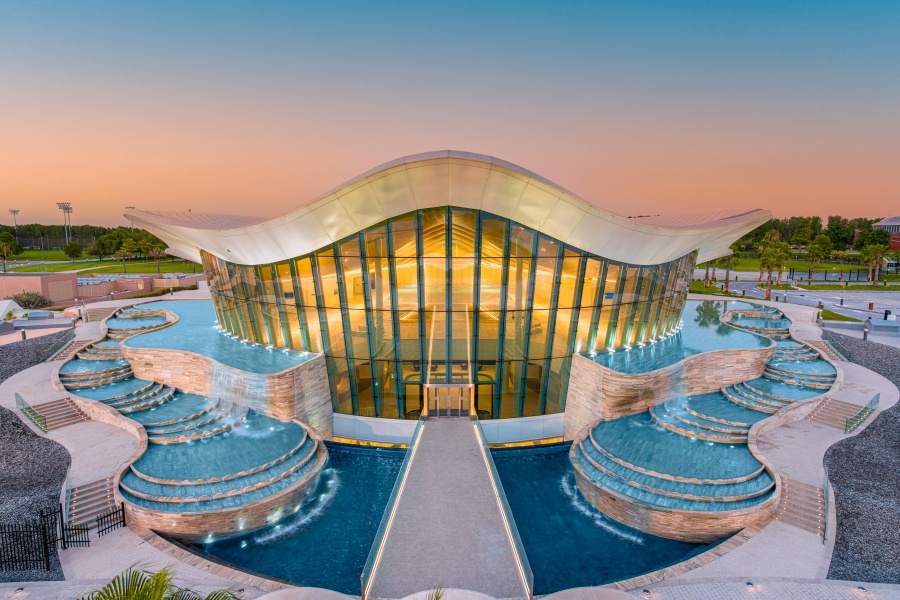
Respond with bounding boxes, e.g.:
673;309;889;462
723;242;741;293
854;227;890;250
0;231;23;271
85;242;104;260
832;250;846;282
64;241;83;261
5;291;52;309
703;261;711;287
859;245;878;282
77;564;240;600
805;234;833;281
760;240;790;300
756;231;782;282
113;239;139;273
867;243;890;286
792;221;813;247
825;216;853;249
144;240;168;274
96;233;121;258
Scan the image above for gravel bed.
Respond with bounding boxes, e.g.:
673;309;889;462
0;329;71;383
823;332;900;584
1;333;72;582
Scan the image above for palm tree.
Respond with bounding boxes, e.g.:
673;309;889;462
859;245;877;282
78;564;240;600
832;250;846;283
869;243;890;286
703;261;711;287
759;241;789;301
723;242;741;294
805;234;832;282
147;245;167;274
113;240;140;274
756;231;781;282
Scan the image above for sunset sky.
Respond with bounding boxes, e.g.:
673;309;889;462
2;2;899;228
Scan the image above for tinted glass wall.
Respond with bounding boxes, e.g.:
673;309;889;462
202;208;696;420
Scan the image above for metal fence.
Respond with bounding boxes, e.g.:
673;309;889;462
96;503;126;537
0;504;89;573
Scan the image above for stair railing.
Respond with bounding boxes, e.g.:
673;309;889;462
822;464;830;544
15;393;47;432
471;417;534;599
844;393;880;434
360;417;426;600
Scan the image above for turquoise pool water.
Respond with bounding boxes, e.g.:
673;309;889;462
495;445;707;593
131;412;305;481
731;315;792;329
592;412;764;480
124;300;314;373
105;316;168;329
589;300;772;374
59;358;129;373
195;443;404;594
196;443;707;596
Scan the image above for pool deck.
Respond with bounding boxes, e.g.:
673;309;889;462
367;417;529;600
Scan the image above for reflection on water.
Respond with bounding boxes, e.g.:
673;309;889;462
589;300;772;374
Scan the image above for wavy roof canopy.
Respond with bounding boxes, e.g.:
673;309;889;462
125;150;771;266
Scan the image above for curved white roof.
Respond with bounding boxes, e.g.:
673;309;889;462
125;150;771;266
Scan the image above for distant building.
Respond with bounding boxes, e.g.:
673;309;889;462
873;216;900;250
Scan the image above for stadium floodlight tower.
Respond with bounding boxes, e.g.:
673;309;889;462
56;202;73;245
8;209;18;231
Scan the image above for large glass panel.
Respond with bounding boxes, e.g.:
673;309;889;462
451;209;476;257
206;210;696;421
391;214;418;258
421;208;446;257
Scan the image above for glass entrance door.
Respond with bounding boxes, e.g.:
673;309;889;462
425;384;473;418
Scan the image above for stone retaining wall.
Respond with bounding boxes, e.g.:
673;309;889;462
119;346;333;438
564;345;774;439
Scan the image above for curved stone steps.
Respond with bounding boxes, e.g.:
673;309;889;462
121;437;318;503
722;386;780;414
650;405;748;443
587;430;764;485
130;430;310;486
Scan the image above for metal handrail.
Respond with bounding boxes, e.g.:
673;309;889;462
471;418;534;599
360;417;426;600
15;392;47;432
822;464;830;544
43;327;76;362
845;393;880;434
821;329;851;362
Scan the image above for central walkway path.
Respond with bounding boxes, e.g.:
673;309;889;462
368;417;529;600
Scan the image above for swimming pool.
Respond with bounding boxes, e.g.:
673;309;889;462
588;300;772;374
124;300;315;373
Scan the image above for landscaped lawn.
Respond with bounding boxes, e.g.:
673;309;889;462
689;280;732;295
799;283;900;291
84;260;201;274
821;309;862;322
11;249;70;261
8;259;118;272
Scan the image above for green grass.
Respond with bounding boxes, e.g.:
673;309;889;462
821;309;862;322
689;280;732;295
8;259;200;274
799;283;900;291
755;283;794;290
11;249;69;261
84;260;200;275
9;259;119;272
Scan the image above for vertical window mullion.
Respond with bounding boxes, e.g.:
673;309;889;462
386;221;406;418
333;248;360;415
493;221;512;418
538;242;564;415
516;234;540;417
357;232;381;416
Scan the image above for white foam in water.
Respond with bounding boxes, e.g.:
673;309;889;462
560;474;645;545
252;468;340;545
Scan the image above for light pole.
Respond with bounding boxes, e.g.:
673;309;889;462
56;202;73;245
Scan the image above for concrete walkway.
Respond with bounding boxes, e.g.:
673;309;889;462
368;417;528;600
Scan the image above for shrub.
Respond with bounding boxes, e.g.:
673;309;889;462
5;290;52;309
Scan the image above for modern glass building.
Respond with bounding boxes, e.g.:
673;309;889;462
127;151;769;422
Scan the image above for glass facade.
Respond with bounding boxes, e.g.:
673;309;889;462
202;208;696;420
